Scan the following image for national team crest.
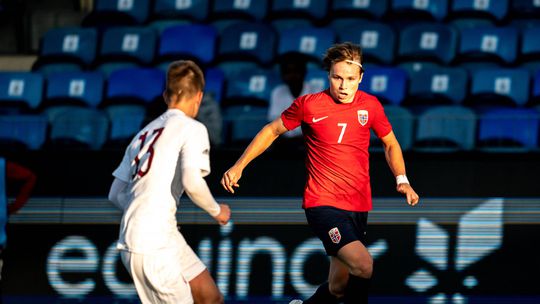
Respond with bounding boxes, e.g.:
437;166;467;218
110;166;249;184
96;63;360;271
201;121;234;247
328;227;341;244
358;110;369;126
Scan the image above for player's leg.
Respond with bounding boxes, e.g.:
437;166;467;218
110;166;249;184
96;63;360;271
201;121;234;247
335;240;373;303
189;269;224;304
298;206;355;304
328;256;349;298
178;237;224;304
121;249;194;304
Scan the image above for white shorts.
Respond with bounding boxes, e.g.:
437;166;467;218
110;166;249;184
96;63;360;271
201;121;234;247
121;235;206;304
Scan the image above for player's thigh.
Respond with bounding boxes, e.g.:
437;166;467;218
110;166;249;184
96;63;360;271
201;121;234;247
132;248;194;304
189;269;223;304
305;206;362;256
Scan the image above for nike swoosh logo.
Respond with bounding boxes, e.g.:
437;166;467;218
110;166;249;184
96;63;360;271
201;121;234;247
312;116;328;123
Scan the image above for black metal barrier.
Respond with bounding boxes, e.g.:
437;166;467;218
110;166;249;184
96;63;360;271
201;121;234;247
2;197;540;303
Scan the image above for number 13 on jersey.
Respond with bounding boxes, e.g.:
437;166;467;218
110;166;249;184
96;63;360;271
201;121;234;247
132;127;164;180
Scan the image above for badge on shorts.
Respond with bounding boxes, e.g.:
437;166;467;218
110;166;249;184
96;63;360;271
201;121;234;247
357;110;368;126
328;227;341;244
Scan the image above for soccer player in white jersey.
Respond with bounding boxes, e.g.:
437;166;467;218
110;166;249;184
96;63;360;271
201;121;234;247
108;60;230;304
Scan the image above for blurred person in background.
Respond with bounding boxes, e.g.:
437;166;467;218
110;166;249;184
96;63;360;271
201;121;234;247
268;52;319;146
1;158;37;296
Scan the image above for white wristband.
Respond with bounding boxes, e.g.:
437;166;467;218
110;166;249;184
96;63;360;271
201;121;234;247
396;174;409;185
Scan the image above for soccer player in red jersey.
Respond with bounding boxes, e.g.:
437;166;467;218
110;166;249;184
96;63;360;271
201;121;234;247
221;42;419;304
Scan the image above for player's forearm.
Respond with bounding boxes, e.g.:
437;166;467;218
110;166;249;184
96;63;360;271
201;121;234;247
384;142;406;177
183;168;221;217
234;123;280;170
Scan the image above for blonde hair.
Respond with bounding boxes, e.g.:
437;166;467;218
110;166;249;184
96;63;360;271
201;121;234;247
322;42;364;73
165;60;205;101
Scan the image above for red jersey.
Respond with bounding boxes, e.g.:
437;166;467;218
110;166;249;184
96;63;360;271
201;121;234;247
281;90;392;211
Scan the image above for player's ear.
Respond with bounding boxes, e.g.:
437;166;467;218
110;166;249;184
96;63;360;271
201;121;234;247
196;91;203;104
162;91;168;104
359;72;364;84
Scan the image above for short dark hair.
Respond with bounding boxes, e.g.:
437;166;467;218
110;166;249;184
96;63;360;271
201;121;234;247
165;60;205;100
279;52;308;73
322;42;363;73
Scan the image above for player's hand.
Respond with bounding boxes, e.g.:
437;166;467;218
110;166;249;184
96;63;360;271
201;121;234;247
397;183;419;206
221;166;242;194
214;203;231;225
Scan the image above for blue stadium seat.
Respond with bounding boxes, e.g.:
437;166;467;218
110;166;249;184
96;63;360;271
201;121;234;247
269;0;328;22
0;72;44;113
33;27;98;71
153;0;209;22
398;23;458;65
511;0;540;19
270;18;314;34
398;61;442;78
532;70;540;106
0;115;48;150
370;105;414;152
45;71;104;109
223;68;279;106
223;104;268;143
82;0;150;27
48;107;109;150
211;0;268;21
205;67;225;104
450;0;509;22
98;26;157;66
358;67;408;106
519;27;540;63
157;24;217;66
305;68;329;92
406;67;468;105
216;61;262;79
148;19;192;35
477;107;539;151
277;27;335;64
390;0;449;21
216;22;277;66
415;105;477;151
331;0;389;19
105;67;165;106
469;68;530;107
105;104;146;146
456;26;519;66
336;20;396;65
448;17;495;32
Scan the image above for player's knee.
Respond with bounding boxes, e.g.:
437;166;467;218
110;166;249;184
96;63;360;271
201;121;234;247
207;293;224;304
349;256;373;279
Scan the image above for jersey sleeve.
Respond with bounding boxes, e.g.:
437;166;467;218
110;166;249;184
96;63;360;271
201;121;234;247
281;95;305;131
181;122;211;177
371;100;392;139
112;148;133;183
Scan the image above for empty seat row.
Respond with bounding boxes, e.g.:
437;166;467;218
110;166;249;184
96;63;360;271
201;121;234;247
1;105;539;153
81;0;540;26
3;65;540;117
32;22;540;77
373;105;540;152
0;106;146;151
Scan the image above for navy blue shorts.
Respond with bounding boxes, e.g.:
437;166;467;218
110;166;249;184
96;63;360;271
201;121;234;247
305;206;368;256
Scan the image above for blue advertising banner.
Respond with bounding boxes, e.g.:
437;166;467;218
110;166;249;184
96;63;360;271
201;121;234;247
2;197;540;303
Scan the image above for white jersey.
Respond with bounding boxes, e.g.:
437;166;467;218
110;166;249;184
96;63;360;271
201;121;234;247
113;109;211;254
